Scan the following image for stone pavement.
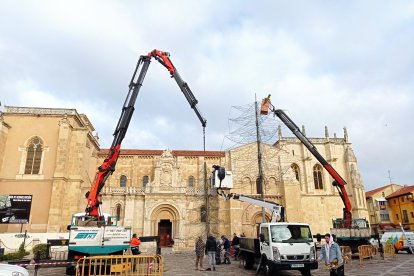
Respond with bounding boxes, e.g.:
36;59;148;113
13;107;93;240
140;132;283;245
162;249;413;276
18;248;413;275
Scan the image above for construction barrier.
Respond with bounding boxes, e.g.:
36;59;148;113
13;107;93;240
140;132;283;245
340;246;352;266
383;243;396;259
15;261;76;267
76;254;163;276
358;245;374;265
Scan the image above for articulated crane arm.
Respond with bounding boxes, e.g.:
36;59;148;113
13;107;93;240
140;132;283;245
148;50;206;127
85;50;207;218
212;165;285;223
260;95;352;228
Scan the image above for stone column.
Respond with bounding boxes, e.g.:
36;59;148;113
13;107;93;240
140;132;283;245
47;117;72;231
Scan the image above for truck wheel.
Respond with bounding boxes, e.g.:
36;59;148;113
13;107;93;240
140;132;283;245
262;261;272;276
244;254;254;270
244;258;254;269
300;268;311;276
66;267;75;275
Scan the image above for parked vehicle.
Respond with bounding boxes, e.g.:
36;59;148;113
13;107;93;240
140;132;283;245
212;167;317;276
239;222;317;276
381;231;414;254
0;264;29;276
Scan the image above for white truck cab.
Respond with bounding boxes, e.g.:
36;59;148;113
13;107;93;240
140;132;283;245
257;222;317;275
212;166;317;275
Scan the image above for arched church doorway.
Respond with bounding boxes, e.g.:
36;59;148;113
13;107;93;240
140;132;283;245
151;204;180;247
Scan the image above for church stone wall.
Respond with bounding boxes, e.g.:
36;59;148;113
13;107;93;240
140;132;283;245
0;107;99;233
0;106;369;250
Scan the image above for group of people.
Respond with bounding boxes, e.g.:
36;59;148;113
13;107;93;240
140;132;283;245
132;231;344;275
195;233;241;271
196;232;344;275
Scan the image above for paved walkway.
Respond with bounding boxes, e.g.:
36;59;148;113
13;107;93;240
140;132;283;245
162;249;414;276
7;248;412;275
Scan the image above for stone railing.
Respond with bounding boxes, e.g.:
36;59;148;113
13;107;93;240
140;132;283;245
102;186;207;195
5;106;77;116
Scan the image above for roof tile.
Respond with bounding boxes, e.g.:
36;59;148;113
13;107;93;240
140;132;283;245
386;185;414;199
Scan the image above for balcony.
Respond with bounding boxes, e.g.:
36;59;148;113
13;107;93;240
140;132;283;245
101;186;210;195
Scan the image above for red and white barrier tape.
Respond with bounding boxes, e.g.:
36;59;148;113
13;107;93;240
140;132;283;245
17;261;77;267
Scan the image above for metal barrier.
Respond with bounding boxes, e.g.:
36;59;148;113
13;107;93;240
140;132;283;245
340;246;352;266
383;243;396;259
358;245;374;265
76;254;163;276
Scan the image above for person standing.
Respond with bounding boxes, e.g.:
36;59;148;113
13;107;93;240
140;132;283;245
221;235;231;264
205;235;217;271
130;234;141;255
195;236;205;271
318;233;344;276
231;233;240;260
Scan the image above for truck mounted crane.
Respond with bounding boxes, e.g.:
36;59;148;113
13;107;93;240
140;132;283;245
66;50;207;275
212;166;318;276
260;95;370;252
85;49;206;218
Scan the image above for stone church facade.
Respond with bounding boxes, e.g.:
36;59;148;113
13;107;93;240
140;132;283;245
0;106;368;249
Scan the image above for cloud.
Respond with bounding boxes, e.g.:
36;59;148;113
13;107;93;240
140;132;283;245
1;0;413;191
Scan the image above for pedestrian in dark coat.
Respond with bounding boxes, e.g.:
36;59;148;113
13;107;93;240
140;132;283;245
205;235;217;271
221;235;231;264
231;233;240;260
195;236;205;271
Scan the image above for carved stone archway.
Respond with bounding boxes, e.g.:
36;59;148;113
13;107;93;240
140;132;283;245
241;206;272;238
150;204;180;244
252;211;271;237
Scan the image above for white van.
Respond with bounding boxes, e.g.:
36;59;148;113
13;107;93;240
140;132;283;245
380;231;414;254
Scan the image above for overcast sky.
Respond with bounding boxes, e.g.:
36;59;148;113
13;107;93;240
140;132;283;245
1;0;413;191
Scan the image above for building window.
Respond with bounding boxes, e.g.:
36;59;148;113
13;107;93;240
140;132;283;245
24;136;43;174
313;164;324;189
116;204;122;221
256;177;264;194
378;201;386;210
411;212;414;218
394;199;396;204
402;197;405;203
188;176;195;187
380;214;390;221
291;163;300;181
143;175;149;187
403;210;409;223
200;206;207;222
120;175;127;187
396;214;399;220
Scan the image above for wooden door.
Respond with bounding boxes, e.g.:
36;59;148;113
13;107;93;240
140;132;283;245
158;220;172;247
